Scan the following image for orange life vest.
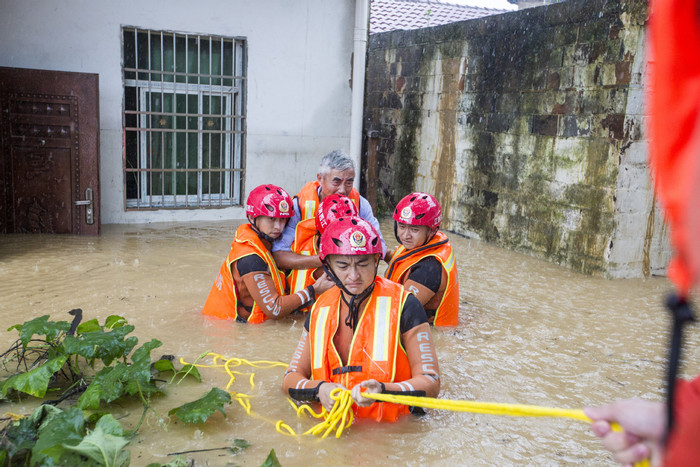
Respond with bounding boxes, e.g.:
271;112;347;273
309;276;412;422
385;231;459;327
288;218;319;312
295;180;360;222
288;181;361;309
201;224;287;324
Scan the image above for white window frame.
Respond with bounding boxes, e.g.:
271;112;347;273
134;82;234;207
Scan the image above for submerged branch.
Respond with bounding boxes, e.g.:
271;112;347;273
41;383;88;406
167;447;231;456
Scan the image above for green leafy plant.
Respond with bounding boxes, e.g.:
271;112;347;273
0;310;233;466
153;357;201;384
168;388;232;424
261;449;283;467
1;405;131;466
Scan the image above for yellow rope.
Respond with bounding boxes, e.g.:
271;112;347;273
181;353;650;465
358;391;649;467
2;412;25;421
180;353;295;434
299;388;354;439
364;392;591;420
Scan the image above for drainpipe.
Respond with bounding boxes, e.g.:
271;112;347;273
350;0;370;189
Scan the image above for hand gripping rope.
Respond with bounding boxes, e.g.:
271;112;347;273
181;353;649;466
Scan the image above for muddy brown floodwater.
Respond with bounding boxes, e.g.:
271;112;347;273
1;219;699;466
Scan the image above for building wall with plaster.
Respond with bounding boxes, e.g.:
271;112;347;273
0;0;356;224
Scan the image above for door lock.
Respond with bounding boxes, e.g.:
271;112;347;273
74;188;94;225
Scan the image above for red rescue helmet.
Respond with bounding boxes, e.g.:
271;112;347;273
319;216;382;260
245;184;294;219
316;194;359;233
393;192;442;229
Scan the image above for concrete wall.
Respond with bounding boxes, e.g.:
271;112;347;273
363;0;670;278
0;0;356;224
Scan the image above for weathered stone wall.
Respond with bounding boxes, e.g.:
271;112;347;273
363;0;670;278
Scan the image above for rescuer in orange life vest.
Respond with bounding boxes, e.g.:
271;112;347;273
201;184;334;323
282;216;440;422
285;193;359;312
385;192;460;327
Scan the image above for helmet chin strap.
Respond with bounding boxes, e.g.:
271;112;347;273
321;260;377;331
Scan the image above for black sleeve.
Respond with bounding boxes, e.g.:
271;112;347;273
406;257;442;293
288;382;325;402
304;311;312;332
235;254;269;276
400;294;429;334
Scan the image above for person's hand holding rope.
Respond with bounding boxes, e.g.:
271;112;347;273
585;400;665;467
351;379;383;407
318;382;347;412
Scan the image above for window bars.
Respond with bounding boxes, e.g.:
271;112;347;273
122;27;245;209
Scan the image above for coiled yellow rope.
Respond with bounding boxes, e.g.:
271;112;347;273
290;388;355;439
182;353;650;466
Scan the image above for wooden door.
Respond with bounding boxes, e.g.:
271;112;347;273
0;67;100;235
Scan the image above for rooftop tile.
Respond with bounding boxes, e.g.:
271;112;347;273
370;0;509;34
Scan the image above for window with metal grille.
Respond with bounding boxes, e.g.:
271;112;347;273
122;27;245;209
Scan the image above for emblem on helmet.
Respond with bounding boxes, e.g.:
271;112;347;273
279;200;289;213
400;206;413;220
350;230;366;248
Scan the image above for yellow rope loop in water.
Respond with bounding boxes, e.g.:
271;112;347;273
232;392;252;415
287;397;328;420
180;353;284;393
275;419;297;437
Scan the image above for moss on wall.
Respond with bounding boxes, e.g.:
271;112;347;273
392;92;420;201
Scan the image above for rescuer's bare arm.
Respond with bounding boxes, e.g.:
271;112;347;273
273;250;323;271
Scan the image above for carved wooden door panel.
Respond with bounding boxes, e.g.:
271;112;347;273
0;67;100;235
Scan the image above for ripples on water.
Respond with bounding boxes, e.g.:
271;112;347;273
0;220;698;466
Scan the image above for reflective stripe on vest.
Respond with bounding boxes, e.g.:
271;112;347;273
373;296;392;362
444;250;455;272
291;255;313;293
303;200;317;221
313;305;331;370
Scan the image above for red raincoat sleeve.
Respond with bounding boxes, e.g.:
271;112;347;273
665;376;700;465
649;0;700;295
